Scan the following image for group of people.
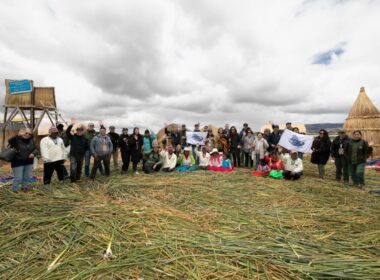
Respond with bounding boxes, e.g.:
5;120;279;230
6;121;373;192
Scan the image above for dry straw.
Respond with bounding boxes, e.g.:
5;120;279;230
344;87;380;156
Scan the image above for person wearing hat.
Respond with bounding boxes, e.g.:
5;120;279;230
84;122;103;177
107;125;120;171
268;125;282;152
195;145;211;170
209;148;223;168
142;129;156;172
177;146;197;172
144;141;162;174
331;129;350;184
90;126;113;179
66;122;88;183
40;127;67;184
119;128;130;174
160;144;177;172
8;128;39;192
281;150;303;180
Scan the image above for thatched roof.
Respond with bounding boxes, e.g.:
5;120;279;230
348;87;379;118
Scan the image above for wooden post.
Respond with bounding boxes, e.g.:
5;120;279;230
1;107;8;149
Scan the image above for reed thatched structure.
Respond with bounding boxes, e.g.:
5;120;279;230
343;87;380;156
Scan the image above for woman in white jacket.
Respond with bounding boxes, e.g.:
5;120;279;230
40;127;67;184
252;132;269;169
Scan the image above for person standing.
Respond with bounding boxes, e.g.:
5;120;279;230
179;124;188;148
40;127;67;184
268;125;282;152
90;126;113;179
216;127;229;156
107;126;119;171
311;129;332;179
345;130;373;188
8;128;39;192
242;127;255;168
228;126;241;167
66;123;88;183
292;127;304;159
84;123;102;177
142;129;156;172
285;122;292;131
119;128;130;174
57;123;69;179
253;132;269;169
331;129;350;185
129;127;143;175
223;124;230;138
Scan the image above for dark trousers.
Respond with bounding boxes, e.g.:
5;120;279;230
283;170;302;180
230;148;241;167
43;160;65;185
70;156;84;183
90;154;110;179
335;156;349;182
349;163;365;186
120;150;130;172
162;167;175;172
244;152;253;167
144;164;162;174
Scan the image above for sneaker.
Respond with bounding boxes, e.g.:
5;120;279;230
134;171;139;175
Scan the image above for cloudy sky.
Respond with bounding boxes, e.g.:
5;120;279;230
1;0;379;131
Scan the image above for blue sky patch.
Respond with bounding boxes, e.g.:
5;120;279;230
313;47;344;65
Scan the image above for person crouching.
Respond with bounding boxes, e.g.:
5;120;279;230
282;150;303;180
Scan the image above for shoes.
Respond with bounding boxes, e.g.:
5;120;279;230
134;171;139;175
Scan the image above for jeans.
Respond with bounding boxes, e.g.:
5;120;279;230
44;160;65;185
144;164;162;174
111;149;119;170
335;156;349;182
283;170;302;180
244;152;253;167
12;164;33;191
318;164;325;178
120;149;130;172
349;163;366;186
84;150;103;177
90;154;110;179
254;153;261;169
70;156;84;183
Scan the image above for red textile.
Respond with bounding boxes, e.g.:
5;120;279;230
268;159;284;171
252;170;269;177
208;166;234;172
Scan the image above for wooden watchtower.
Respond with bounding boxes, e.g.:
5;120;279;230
1;79;67;148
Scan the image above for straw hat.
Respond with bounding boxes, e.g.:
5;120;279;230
184;147;191;152
210;148;219;155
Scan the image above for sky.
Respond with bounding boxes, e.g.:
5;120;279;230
0;0;380;132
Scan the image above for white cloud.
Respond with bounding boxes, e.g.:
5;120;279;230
0;0;379;132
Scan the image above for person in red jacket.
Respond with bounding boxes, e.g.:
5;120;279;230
268;152;284;171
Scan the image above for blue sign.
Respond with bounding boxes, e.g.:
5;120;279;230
8;80;33;95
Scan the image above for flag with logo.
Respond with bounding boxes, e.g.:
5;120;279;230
186;132;208;145
278;129;313;153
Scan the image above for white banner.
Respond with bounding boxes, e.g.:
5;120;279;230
278;129;313;153
186;132;208;145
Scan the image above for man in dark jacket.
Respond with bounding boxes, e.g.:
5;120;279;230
119;128;130;174
344;130;373;188
331;129;350;184
66;123;88;183
268;125;282;152
108;126;119;171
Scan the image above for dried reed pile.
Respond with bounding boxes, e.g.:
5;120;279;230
0;162;379;279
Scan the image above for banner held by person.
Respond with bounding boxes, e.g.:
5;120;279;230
186;132;207;145
278;129;313;153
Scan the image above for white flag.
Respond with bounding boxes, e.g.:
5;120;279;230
278;129;313;153
186;132;208;145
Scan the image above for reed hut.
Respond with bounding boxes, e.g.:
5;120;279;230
343;87;380;157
